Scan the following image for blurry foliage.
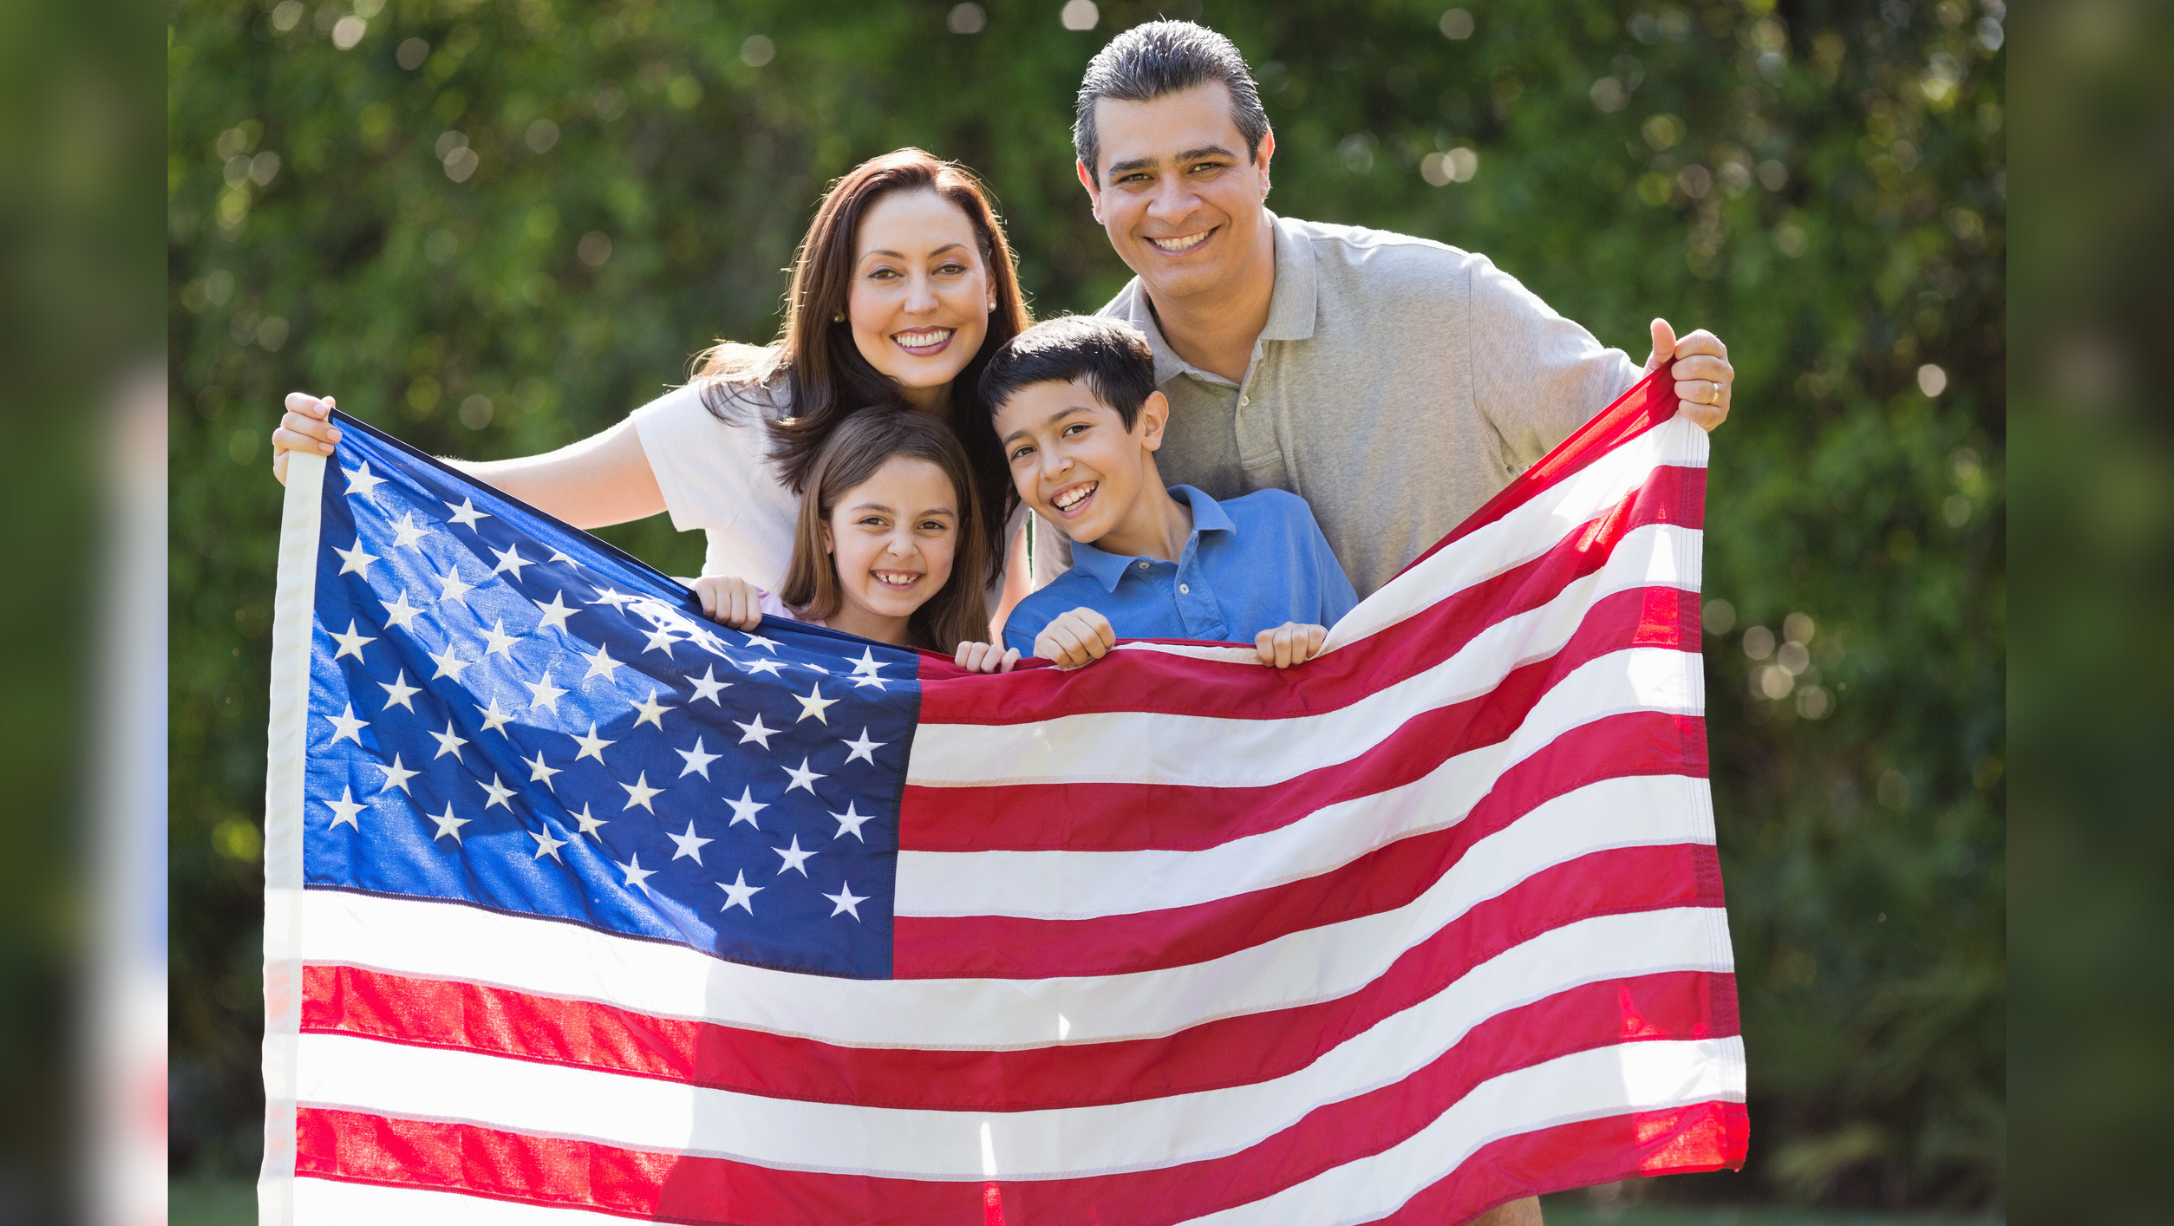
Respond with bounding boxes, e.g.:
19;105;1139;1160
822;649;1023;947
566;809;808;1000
168;0;2003;1208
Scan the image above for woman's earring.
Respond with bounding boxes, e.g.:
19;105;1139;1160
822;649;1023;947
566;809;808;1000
832;312;845;323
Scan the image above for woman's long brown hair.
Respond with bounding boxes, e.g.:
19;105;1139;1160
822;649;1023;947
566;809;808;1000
694;148;1031;589
777;411;992;654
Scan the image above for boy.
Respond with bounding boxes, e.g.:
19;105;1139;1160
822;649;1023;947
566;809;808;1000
980;315;1356;669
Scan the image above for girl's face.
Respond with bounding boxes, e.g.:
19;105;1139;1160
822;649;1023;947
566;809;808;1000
846;189;994;414
820;455;961;645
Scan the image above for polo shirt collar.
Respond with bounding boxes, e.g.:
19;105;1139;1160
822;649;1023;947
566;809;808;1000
1125;210;1319;386
1067;486;1237;593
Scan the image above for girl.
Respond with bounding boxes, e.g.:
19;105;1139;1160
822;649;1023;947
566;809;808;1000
693;410;1021;673
269;148;1053;620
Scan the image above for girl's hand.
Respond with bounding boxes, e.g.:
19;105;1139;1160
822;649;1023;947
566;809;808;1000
693;576;766;631
1255;622;1328;669
1034;608;1116;669
953;641;1021;674
272;391;342;486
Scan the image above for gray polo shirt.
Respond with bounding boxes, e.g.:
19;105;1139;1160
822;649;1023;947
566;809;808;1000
1097;212;1642;597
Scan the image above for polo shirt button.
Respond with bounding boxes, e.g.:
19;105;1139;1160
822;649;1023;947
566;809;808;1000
1136;560;1149;570
1179;583;1190;594
1239;395;1251;406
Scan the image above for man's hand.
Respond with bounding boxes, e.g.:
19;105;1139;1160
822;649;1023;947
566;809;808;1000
954;640;1022;674
1643;319;1733;431
692;577;766;631
1254;621;1328;669
1034;608;1117;669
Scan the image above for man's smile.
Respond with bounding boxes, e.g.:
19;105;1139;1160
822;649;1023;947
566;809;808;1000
1145;228;1215;254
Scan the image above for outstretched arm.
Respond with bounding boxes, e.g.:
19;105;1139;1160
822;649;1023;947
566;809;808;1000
272;391;666;528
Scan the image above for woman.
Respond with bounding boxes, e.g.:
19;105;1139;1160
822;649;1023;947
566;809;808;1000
271;147;1043;613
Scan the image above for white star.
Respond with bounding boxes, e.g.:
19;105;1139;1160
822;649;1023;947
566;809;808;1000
379;589;424;631
475;696;514;735
491;543;532;581
667;819;714;864
475;773;514;810
335;539;379;578
849;671;892;692
324;703;367;746
525;671;568;712
389;511;430;548
824;881;869;920
325;786;364;830
427;802;471;843
800;662;830;675
376;754;418;794
569;722;615;764
848;647;887;679
429;720;468;761
724;787;768;828
343;460;388;501
480;619;520;659
675;737;721;779
529;824;568;861
744;632;779;653
732;713;775;749
619;771;662;812
524;750;561;792
830;801;875;842
428;646;472;682
716;870;763;914
588;585;635;609
737;655;787;677
641;625;680;657
570;803;607;839
840;727;886;766
437;567;475;605
792;682;839;725
687;665;731;705
581;643;623;682
630;690;672;730
532;591;578;633
444;497;491;529
684;625;725;654
772;835;817;877
617;853;657;896
329;620;375;662
547;548;574;565
782;758;826;796
378;669;420;712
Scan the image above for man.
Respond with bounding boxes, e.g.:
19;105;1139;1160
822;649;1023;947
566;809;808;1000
1070;21;1739;1226
1077;21;1734;600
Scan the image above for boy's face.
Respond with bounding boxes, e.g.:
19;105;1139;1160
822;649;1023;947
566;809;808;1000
994;379;1168;545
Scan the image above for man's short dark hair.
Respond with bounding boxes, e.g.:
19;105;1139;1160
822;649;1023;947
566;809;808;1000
980;315;1159;431
1074;21;1270;185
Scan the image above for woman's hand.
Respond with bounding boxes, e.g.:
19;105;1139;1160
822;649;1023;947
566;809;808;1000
693;577;767;631
1034;608;1116;669
1254;622;1328;669
272;391;342;485
953;641;1021;674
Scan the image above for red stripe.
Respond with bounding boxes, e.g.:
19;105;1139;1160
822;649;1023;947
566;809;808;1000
904;583;1702;854
914;463;1703;725
296;979;1736;1225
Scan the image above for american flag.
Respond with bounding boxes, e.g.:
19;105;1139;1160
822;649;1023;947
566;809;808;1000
259;369;1746;1225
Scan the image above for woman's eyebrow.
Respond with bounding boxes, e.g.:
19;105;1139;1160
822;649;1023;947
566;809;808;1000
860;242;969;261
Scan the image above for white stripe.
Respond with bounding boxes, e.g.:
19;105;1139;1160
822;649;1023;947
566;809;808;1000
294;1178;631;1226
295;907;1730;1181
1178;1038;1744;1225
1327;414;1708;651
303;745;1715;1052
899;523;1701;918
259;449;327;1226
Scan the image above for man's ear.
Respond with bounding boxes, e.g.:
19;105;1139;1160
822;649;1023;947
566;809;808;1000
1254;127;1276;198
1137;390;1171;451
1075;158;1104;224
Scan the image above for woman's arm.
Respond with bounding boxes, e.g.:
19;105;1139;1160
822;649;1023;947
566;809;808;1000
272;391;665;529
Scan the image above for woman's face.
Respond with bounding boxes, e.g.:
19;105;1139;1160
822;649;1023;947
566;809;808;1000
846;189;994;413
820;455;960;644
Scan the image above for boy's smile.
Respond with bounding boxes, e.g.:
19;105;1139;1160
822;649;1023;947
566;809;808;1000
994;379;1187;560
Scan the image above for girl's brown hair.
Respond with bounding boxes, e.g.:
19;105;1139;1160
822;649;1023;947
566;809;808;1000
777;411;992;654
695;148;1031;589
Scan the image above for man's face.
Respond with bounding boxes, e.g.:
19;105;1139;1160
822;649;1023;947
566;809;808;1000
1078;82;1275;307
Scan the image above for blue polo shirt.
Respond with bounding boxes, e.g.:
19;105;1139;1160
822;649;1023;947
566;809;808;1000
1003;485;1358;653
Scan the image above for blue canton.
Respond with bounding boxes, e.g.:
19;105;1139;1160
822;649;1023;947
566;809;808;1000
301;413;918;979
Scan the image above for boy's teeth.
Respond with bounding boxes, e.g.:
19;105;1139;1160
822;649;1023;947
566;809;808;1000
1053;483;1095;510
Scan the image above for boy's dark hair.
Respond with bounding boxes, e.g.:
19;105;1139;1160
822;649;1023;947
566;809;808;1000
1074;21;1270;185
979;315;1159;431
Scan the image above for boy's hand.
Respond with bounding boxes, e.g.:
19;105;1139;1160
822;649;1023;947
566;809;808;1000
953;640;1022;674
1034;608;1117;669
1255;622;1328;669
692;577;765;631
